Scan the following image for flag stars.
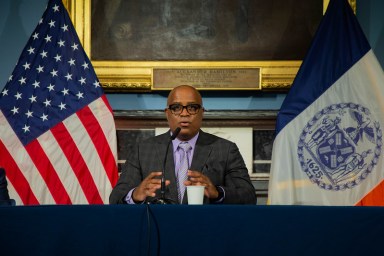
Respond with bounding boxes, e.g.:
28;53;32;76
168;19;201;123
53;4;59;12
29;95;37;103
54;54;62;62
43;99;51;107
61;24;68;32
22;125;30;133
40;113;48;121
18;77;26;85
25;110;33;118
68;58;75;66
93;81;100;88
82;62;89;69
32;32;39;40
15;92;22;100
71;43;79;51
39;18;43;24
58;102;66;110
50;69;58;77
11;107;19;115
1;1;111;149
65;73;72;81
76;92;84;99
44;35;52;43
23;62;31;70
27;47;35;55
62;88;69;96
48;20;55;28
47;84;55;91
40;50;48;58
36;65;44;73
3;1;107;142
58;40;65;47
33;80;40;88
79;77;86;85
8;75;13;81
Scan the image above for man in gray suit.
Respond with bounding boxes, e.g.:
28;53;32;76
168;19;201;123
110;85;256;204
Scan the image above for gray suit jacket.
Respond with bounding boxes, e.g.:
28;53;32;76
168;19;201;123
109;130;256;204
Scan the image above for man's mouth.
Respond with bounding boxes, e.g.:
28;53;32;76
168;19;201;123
179;122;190;127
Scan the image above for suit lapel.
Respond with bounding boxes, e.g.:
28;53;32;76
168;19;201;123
191;131;213;171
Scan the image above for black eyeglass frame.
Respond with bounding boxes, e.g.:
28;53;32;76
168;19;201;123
166;103;203;115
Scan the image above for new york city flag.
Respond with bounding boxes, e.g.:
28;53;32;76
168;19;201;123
268;0;384;205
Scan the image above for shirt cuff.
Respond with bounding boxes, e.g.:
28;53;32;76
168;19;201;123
125;188;144;204
211;186;225;204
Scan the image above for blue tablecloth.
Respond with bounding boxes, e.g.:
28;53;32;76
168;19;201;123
1;205;384;256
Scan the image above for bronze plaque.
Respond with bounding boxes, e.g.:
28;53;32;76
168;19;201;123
153;68;261;90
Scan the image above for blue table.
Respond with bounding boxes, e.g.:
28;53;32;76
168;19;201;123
1;205;384;256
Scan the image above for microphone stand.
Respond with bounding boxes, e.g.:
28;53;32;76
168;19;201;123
150;127;181;204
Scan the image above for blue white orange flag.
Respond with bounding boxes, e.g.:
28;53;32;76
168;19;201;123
0;0;118;205
268;0;384;205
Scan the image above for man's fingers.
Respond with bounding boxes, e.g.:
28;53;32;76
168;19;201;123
145;171;162;181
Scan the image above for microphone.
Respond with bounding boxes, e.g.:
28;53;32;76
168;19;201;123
170;127;181;140
151;127;181;204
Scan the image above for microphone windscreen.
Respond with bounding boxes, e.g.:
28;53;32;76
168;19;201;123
170;127;181;140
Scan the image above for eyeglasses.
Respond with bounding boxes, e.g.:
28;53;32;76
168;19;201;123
167;103;203;115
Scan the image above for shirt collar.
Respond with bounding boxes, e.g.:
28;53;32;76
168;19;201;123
172;132;199;152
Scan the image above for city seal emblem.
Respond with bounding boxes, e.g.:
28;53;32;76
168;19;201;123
298;103;382;191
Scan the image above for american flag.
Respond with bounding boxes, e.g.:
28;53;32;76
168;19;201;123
0;0;118;205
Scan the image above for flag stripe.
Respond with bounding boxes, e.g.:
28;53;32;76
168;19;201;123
25;139;72;204
101;94;114;115
0;140;39;205
84;95;118;186
77;102;116;185
63;103;113;203
37;129;89;204
0;110;52;205
356;182;384;206
50;122;104;204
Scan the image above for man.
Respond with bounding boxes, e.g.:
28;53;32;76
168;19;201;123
0;168;12;206
110;85;256;204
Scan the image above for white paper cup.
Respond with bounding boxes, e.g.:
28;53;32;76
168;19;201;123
187;185;205;205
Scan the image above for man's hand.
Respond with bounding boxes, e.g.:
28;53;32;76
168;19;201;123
185;170;219;199
132;172;170;202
